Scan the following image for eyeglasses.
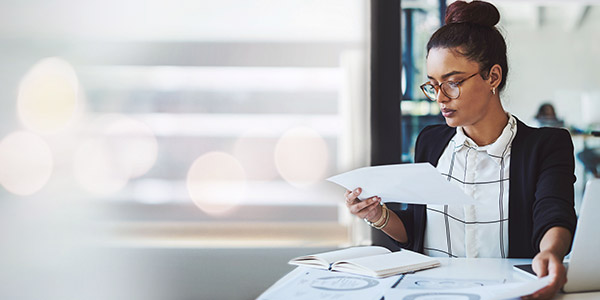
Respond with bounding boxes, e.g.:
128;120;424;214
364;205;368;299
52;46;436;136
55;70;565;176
420;72;479;101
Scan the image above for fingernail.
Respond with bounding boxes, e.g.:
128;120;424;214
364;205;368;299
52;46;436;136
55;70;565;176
354;188;361;194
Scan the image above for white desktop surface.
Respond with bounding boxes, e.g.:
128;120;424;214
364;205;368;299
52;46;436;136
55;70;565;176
261;257;600;299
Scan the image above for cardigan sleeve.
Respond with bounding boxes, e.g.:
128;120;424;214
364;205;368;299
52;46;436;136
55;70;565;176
531;128;577;253
394;207;416;250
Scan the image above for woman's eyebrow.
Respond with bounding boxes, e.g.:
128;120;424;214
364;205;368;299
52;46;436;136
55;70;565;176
427;70;467;81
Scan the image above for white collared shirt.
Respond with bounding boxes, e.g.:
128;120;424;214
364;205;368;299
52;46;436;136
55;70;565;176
423;113;517;258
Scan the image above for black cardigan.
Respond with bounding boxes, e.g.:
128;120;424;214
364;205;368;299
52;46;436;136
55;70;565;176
390;117;577;258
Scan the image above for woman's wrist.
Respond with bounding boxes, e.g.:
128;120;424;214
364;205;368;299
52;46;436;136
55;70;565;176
364;204;390;229
539;226;572;258
366;203;385;222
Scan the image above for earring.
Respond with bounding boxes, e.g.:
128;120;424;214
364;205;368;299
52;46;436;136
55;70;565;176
492;87;496;95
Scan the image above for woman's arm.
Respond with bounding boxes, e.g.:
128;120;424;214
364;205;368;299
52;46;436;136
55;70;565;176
530;128;577;253
524;226;572;300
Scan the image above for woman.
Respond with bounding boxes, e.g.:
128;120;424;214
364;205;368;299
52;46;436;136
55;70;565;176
534;102;564;127
345;1;576;299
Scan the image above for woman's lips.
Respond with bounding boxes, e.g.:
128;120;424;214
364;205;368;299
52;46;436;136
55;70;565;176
441;108;456;117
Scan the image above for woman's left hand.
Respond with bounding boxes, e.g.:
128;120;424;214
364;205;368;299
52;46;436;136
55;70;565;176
522;250;567;300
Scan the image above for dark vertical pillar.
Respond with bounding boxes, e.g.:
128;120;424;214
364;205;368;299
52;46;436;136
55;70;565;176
370;0;402;167
370;0;404;251
403;8;414;100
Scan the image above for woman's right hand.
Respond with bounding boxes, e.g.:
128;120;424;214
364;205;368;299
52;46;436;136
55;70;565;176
344;187;383;222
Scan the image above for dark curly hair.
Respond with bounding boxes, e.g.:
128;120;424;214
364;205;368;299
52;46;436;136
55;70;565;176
427;0;508;92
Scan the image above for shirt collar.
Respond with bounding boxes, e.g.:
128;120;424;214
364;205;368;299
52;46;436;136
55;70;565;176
486;113;517;159
452;126;469;152
451;113;518;163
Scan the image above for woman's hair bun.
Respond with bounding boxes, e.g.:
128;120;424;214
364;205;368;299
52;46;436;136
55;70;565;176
444;0;500;27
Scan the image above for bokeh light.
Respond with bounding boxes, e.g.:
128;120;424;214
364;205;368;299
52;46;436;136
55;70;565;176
103;115;158;178
274;126;329;188
233;131;278;181
187;152;247;216
73;138;130;196
17;57;80;134
72;114;158;195
0;131;53;196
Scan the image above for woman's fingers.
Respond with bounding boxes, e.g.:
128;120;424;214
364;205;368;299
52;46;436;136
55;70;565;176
345;188;362;205
344;188;382;219
349;197;381;217
532;256;549;277
363;201;382;220
349;196;376;212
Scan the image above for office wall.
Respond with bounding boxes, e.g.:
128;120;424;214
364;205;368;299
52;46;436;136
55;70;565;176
503;28;600;127
499;15;600;206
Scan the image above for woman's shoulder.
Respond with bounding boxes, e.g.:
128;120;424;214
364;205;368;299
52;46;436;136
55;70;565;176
414;123;455;163
416;123;455;151
417;123;455;140
515;119;572;144
513;118;573;159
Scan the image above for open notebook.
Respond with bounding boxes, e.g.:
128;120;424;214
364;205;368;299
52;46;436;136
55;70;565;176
289;246;440;278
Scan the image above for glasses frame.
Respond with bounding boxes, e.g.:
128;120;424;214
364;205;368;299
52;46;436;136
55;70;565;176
420;72;480;101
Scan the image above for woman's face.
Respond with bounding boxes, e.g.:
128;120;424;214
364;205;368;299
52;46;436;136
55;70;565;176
426;47;495;128
541;105;555;118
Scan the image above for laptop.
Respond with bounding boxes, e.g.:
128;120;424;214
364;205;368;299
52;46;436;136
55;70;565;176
514;179;600;293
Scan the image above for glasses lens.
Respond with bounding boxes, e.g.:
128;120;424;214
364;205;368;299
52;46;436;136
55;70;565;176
421;84;437;100
441;83;460;99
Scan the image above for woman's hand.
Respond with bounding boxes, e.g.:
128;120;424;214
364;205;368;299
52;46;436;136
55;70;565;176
522;250;567;300
344;188;382;222
344;187;409;243
522;226;571;300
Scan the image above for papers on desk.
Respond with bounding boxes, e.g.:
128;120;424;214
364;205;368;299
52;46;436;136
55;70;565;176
258;269;552;300
394;275;504;290
257;268;399;300
384;274;552;300
326;163;475;205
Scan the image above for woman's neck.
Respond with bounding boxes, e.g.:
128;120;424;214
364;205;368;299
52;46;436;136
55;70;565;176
463;108;509;146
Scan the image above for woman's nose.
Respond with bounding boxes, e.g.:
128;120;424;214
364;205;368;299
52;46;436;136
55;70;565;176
435;89;450;103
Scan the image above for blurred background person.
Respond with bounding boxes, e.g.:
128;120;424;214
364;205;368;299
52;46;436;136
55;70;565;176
533;102;564;128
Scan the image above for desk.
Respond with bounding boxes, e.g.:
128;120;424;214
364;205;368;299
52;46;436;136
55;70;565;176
259;258;600;299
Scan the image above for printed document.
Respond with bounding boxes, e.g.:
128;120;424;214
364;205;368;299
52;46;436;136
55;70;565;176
327;163;475;205
257;267;399;300
384;274;552;300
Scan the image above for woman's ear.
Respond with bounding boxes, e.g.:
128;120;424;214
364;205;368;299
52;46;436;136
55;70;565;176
488;64;503;90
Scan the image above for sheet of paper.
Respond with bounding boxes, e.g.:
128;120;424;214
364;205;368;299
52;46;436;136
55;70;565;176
488;276;552;300
257;267;399;300
383;275;551;300
327;163;475;205
394;275;504;290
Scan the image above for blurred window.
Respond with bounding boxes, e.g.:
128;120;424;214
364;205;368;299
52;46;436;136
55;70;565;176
0;0;368;247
